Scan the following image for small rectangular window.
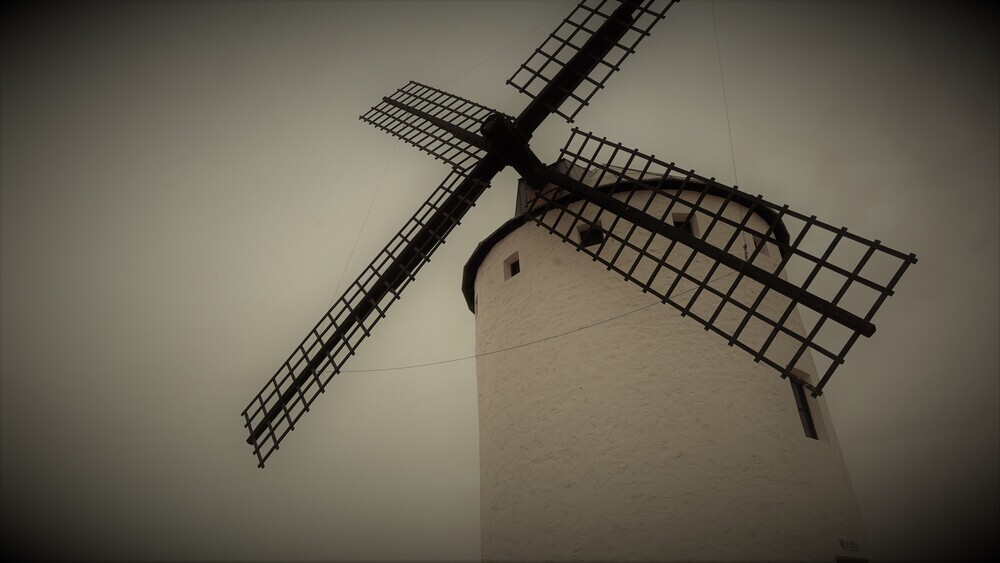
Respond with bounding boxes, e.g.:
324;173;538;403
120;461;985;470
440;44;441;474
672;213;695;237
578;221;606;248
504;252;520;280
790;380;818;439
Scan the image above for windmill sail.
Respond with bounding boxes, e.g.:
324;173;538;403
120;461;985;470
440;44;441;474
360;81;499;171
244;0;917;467
521;129;917;394
508;0;678;127
242;165;497;467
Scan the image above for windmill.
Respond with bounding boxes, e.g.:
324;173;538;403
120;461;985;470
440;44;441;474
242;2;916;556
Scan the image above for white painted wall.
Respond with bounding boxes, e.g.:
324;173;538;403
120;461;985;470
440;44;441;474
472;190;867;561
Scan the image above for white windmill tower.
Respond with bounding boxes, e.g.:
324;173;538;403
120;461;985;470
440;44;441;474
464;156;885;561
241;1;916;561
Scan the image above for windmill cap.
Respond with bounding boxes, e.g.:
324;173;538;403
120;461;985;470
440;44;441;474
461;161;792;313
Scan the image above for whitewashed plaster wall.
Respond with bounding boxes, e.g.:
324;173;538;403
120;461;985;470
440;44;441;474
472;190;868;561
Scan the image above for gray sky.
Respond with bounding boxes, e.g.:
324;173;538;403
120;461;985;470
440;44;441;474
1;1;997;560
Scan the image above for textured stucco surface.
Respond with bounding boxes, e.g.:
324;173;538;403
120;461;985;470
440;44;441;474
473;190;867;561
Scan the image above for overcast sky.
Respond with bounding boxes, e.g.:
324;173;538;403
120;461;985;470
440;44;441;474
2;1;997;561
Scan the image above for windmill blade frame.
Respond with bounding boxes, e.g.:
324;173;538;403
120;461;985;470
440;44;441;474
508;0;678;126
242;164;497;467
518;129;917;395
360;81;500;171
